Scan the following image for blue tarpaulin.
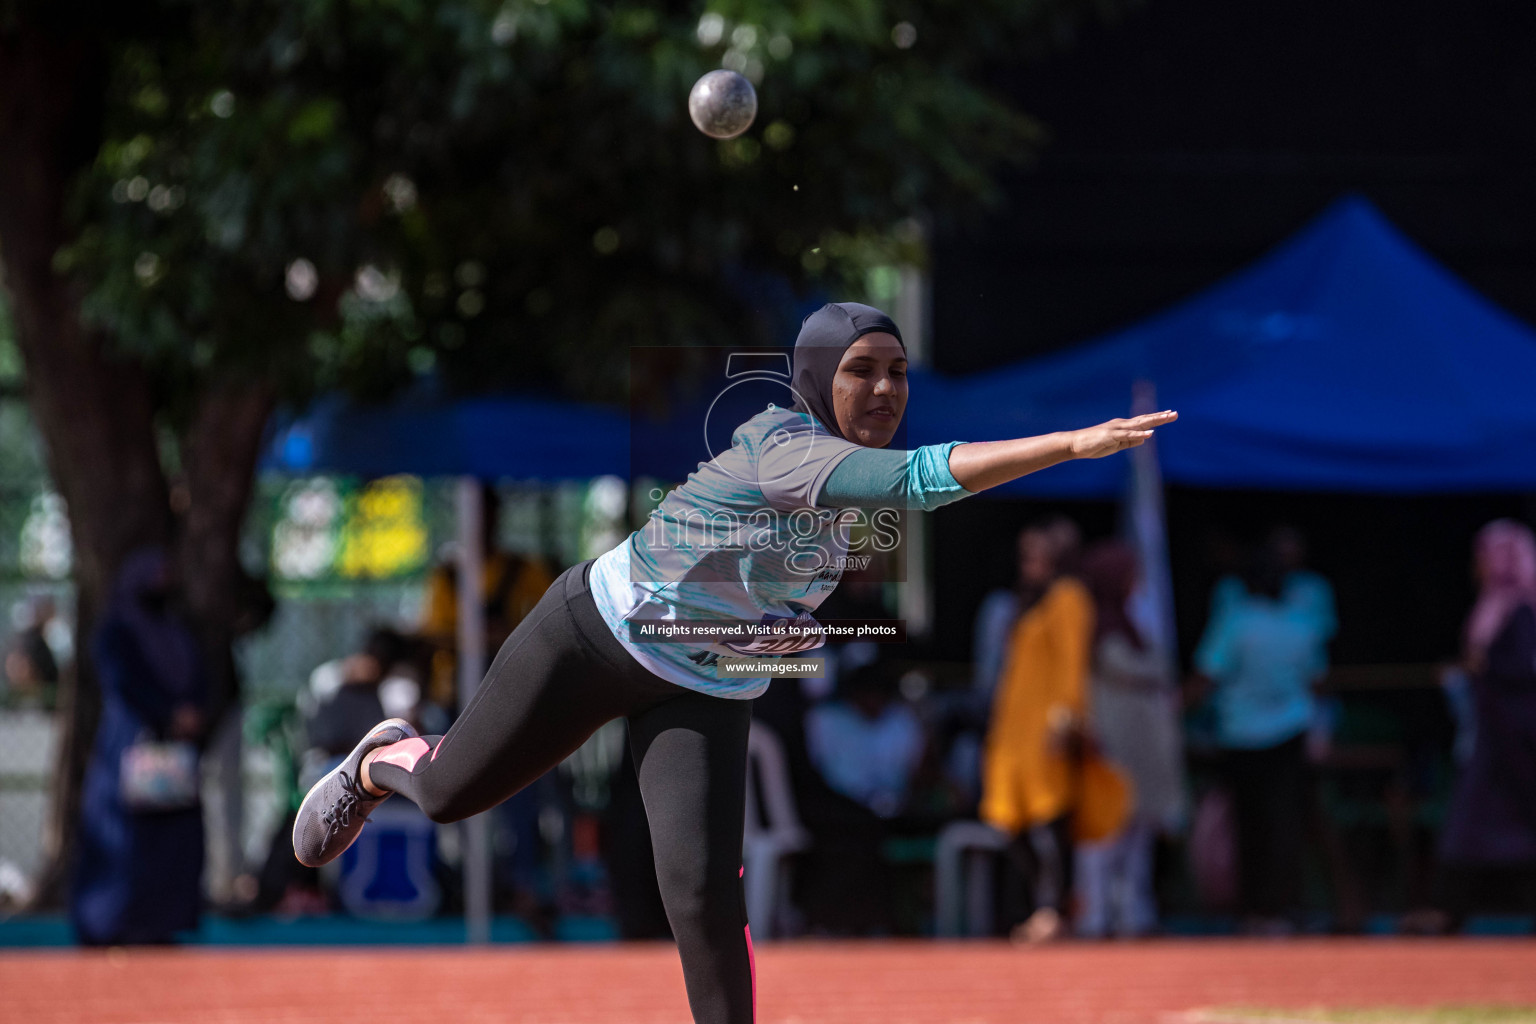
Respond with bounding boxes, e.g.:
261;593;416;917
265;198;1536;496
912;196;1536;496
263;388;630;481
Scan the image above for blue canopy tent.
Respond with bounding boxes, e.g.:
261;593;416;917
910;196;1536;701
269;197;1536;498
916;195;1536;496
264;389;630;480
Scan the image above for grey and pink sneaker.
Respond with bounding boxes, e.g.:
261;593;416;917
292;718;418;868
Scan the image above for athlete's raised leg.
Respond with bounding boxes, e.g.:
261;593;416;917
295;560;670;865
366;563;656;822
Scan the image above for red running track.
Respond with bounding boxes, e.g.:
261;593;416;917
5;939;1535;1024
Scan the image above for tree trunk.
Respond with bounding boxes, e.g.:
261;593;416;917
179;376;278;720
0;16;172;905
175;375;277;901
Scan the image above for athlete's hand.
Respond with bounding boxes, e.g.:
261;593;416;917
1068;410;1178;459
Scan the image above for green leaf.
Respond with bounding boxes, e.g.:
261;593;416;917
287;98;342;144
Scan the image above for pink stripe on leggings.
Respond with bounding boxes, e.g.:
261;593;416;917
741;865;755;1020
372;737;431;773
744;923;756;1021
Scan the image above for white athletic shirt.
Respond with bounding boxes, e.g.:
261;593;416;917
590;404;878;698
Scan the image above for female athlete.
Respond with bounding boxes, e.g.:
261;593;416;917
293;301;1176;1024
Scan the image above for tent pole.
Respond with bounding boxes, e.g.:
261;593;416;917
455;476;492;944
897;253;934;638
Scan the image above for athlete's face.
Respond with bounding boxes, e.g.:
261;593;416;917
832;333;907;448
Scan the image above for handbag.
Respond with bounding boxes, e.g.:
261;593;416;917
1073;752;1133;843
120;737;201;812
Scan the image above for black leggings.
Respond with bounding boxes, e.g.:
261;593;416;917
368;560;755;1024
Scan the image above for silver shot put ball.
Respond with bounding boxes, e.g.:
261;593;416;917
688;69;758;140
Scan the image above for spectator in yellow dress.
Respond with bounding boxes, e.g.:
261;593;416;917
980;519;1094;941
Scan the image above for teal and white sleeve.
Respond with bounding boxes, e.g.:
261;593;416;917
817;441;974;511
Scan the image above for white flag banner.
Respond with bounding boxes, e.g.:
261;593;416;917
1124;380;1179;668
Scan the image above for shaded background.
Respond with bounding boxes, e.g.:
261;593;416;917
928;0;1536;667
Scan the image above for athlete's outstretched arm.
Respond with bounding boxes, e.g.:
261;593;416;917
946;410;1177;493
817;410;1178;510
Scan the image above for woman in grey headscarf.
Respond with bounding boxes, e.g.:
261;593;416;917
289;302;1174;1024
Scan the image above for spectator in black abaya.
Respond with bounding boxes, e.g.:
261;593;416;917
72;548;210;945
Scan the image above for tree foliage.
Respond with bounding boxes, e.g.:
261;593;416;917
64;0;1108;408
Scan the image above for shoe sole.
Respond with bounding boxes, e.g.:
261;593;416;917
292;717;418;867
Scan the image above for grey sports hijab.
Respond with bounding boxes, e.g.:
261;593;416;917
789;301;905;444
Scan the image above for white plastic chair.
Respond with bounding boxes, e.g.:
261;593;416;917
742;721;810;938
934;820;1010;937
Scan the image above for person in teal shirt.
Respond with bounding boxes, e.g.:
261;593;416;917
1194;548;1325;931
